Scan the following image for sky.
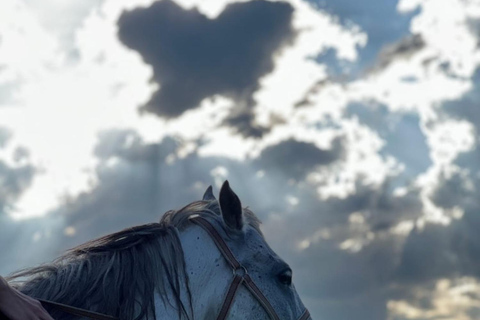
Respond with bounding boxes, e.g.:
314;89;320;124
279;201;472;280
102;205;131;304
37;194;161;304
1;0;480;319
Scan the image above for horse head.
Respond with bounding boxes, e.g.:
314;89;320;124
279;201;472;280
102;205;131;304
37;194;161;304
173;180;310;319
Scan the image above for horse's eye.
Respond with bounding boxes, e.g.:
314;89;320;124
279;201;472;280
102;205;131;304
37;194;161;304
277;269;292;286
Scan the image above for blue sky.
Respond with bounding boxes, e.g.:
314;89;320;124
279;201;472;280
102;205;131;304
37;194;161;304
1;0;480;319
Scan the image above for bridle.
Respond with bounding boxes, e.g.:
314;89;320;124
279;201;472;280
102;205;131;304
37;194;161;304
189;215;310;320
37;215;310;320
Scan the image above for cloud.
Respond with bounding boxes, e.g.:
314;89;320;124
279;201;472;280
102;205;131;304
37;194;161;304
392;194;480;300
370;34;425;73
0;161;36;214
430;169;475;211
117;0;295;131
0;0;61;108
57;130;346;243
346;102;432;181
0;213;64;276
395;223;459;284
442;67;480;133
0;127;12;148
388;165;480;317
388;277;480;320
18;0;104;60
0;128;36;216
314;0;421;75
467;17;480;48
253;136;344;181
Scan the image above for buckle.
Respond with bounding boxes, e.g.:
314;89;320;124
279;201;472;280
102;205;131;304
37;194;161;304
233;266;248;278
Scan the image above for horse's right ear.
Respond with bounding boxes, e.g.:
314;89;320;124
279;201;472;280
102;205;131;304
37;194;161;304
219;181;243;230
202;185;216;201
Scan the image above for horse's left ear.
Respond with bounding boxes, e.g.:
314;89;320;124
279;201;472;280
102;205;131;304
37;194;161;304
219;180;243;230
202;185;216;201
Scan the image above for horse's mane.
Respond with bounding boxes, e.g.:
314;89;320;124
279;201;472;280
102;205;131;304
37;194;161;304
7;199;262;320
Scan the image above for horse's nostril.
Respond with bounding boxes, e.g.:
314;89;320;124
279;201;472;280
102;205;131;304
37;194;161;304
278;269;292;285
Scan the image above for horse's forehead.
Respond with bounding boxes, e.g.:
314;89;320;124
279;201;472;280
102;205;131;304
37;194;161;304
242;227;281;261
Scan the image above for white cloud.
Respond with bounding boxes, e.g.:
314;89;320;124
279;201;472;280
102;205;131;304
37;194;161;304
0;0;158;217
290;0;480;224
388;277;480;320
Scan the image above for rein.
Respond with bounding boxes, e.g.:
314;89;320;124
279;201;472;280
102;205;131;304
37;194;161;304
35;215;310;320
38;299;118;320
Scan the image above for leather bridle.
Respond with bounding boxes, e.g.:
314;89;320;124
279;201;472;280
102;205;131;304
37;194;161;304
36;215;311;320
189;215;310;320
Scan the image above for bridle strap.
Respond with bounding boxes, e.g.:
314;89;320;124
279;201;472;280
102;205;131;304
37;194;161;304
38;298;118;320
190;215;310;320
216;274;243;320
190;215;241;270
243;274;280;320
298;309;311;320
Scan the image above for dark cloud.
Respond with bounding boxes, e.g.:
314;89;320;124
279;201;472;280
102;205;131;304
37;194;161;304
0;129;36;215
431;170;475;211
0;214;63;277
117;0;295;136
313;291;388;320
294;237;396;320
394;165;480;289
467;18;480;48
223;111;269;138
0;131;41;274
370;34;425;72
253;137;344;181
442;67;480;133
0;161;36;214
304;177;423;232
395;223;458;284
293;79;332;108
394;206;480;287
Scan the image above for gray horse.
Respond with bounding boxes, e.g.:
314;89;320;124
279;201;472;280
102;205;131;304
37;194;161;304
8;181;311;320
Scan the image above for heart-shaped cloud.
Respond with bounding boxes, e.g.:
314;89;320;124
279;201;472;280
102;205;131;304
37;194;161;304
118;0;295;132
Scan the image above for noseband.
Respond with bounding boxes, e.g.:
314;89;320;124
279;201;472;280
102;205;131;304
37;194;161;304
36;216;311;320
189;215;310;320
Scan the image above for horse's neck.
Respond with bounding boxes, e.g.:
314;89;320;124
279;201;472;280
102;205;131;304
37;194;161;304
153;224;232;319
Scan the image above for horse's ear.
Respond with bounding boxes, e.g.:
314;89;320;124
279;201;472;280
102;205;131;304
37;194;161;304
219;180;243;230
202;185;216;201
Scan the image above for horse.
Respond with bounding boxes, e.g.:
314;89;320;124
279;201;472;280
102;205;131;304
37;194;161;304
7;181;311;320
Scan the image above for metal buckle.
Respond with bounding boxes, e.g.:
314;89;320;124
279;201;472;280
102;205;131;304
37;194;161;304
233;265;248;278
